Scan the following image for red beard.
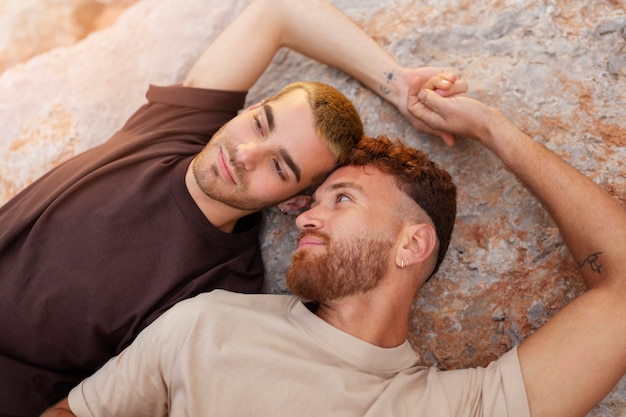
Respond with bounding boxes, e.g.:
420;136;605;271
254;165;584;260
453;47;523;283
286;231;393;303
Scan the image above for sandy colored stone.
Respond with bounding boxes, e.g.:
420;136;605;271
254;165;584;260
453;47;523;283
0;0;139;73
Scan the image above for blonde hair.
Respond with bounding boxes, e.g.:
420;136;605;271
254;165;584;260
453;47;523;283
267;82;364;188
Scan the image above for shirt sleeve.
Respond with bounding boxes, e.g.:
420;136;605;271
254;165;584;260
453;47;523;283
116;84;248;142
435;347;531;417
68;304;191;417
146;84;247;112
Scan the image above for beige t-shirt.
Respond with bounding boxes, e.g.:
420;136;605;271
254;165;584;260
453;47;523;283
69;291;530;417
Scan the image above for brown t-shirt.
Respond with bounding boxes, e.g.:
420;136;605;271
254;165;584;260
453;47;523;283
0;85;264;416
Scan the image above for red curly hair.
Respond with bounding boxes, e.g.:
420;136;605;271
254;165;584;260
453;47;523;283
343;135;457;278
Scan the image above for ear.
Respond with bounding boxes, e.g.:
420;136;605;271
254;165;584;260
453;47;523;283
277;195;311;214
395;223;437;269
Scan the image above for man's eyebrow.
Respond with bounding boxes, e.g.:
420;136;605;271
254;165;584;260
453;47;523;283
310;181;364;204
263;104;274;132
330;182;364;193
279;148;301;182
262;104;300;181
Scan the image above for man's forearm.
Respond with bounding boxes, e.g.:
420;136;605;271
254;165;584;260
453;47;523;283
274;0;403;101
481;116;626;289
186;0;464;137
273;0;468;137
410;88;626;288
41;398;76;417
41;410;75;417
185;0;402;97
511;132;626;416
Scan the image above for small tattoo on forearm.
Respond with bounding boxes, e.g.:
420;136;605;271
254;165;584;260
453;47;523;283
577;252;603;273
379;70;396;95
384;70;396;84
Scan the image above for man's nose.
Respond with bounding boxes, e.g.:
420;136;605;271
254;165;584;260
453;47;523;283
236;142;264;171
295;205;323;230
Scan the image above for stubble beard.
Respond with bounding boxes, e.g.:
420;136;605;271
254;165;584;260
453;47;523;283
192;128;268;211
286;232;394;303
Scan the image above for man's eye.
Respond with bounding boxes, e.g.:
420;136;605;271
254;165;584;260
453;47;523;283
274;159;286;181
254;116;263;133
336;194;351;203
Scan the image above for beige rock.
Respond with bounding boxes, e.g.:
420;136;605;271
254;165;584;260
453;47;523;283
0;0;138;73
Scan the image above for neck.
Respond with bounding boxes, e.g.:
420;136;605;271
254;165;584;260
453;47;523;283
315;288;411;349
185;165;252;233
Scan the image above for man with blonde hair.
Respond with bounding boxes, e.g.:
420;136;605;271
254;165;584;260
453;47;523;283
0;0;466;415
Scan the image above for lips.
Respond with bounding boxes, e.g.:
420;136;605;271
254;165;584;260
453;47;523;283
218;148;236;184
296;232;329;249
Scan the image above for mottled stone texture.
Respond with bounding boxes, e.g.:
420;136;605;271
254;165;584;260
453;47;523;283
0;0;138;73
1;0;625;415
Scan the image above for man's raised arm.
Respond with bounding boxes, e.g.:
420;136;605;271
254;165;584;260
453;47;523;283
184;0;466;143
409;82;626;417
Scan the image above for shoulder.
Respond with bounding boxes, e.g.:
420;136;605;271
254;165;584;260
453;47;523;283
146;84;247;112
170;291;296;321
150;291;297;345
120;84;248;138
428;347;529;417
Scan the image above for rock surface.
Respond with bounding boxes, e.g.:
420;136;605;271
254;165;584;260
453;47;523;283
1;0;625;415
0;0;137;73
